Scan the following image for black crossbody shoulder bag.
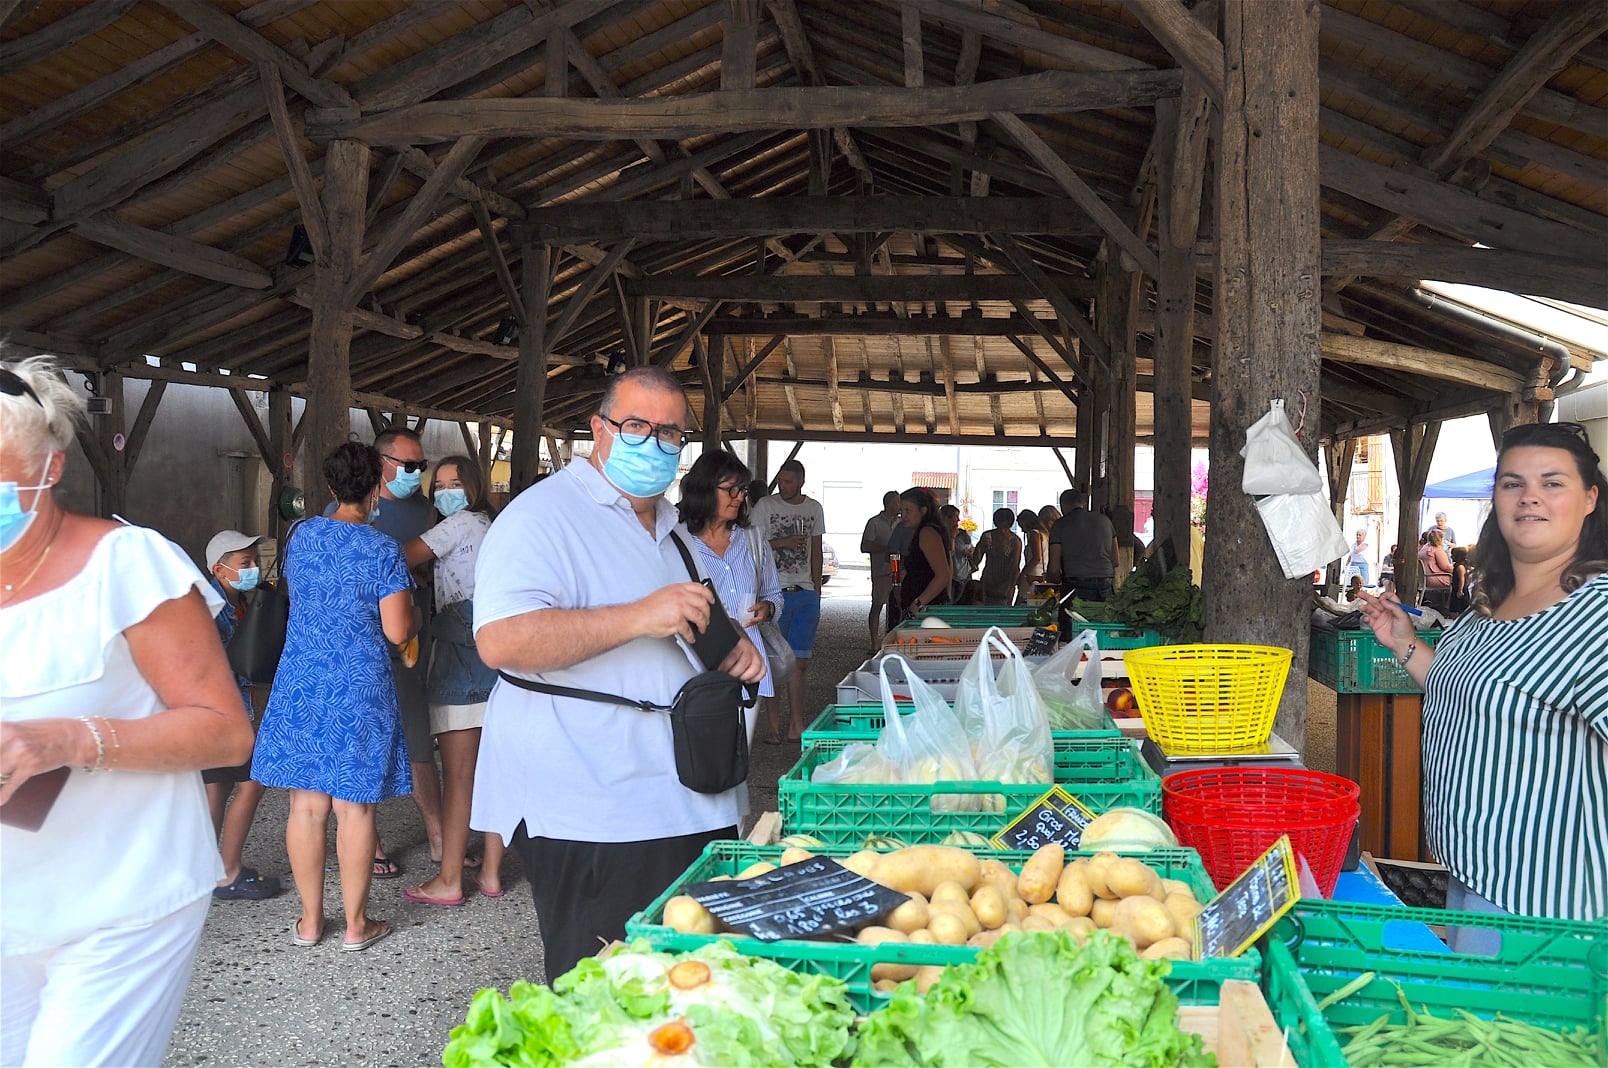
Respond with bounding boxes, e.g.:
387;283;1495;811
497;532;755;794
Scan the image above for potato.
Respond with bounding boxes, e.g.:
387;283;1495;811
1004;895;1030;924
737;861;776;879
1141;937;1193;961
841;850;882;878
907;928;936;945
872;960;919;982
1111;895;1174;949
872;846;980;896
1064;916;1097;942
1164;892;1203;935
668;960;712;990
662;895;717;935
856;925;908;947
969;885;1007;929
1085;852;1121;900
927;911;969;945
1027;902;1071;926
1022;914;1059;932
929;900;981;935
1160;878;1197;902
1090;898;1119;928
886;893;930;934
778;846;814;866
929;881;971;908
1055;861;1094;917
914;965;946;994
1105;858;1157;899
968;928;1011;949
874;978;900;993
1016;843;1065;904
977;858;1019;899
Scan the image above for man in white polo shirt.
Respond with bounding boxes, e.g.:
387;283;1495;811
471;367;765;981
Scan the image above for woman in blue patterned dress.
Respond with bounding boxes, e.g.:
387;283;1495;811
252;443;420;951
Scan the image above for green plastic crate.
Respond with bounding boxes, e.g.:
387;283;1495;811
1272;899;1608;1065
801;702;1120;744
904;604;1043;627
779;735;1160;844
625;841;1256;1015
1307;628;1441;694
1261;937;1349;1067
1071;620;1170;651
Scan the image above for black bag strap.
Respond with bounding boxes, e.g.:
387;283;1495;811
494;528;720;712
266;519;305;584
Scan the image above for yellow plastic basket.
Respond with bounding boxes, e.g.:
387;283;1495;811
1122;644;1293;752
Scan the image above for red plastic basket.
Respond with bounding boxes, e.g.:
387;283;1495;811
1162;768;1360;896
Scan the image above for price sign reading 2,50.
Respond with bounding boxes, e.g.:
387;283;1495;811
991;786;1098;851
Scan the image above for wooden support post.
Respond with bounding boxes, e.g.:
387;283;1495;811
1200;0;1322;751
697;334;722;449
1390;421;1441;601
267;386;293;543
122;378;167;476
1324;439;1357;589
304;138;369;517
94;370;127;519
510;236;551;494
1097;260;1138;567
1072;325;1096;494
477;419;494;473
1486;395;1540;448
1151;91;1209;554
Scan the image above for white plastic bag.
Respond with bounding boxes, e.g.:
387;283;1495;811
1033;628;1109;731
1241;400;1323;495
953;629;1054;809
809;740;891;786
1254;490;1351;579
874;654;980;813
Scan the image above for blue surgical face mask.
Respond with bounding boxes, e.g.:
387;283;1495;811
386;467;421;498
229;566;260;593
368;501;382;524
601;431;680;498
434;488;468;517
0;457;53;553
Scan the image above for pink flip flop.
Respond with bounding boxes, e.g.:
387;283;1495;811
403;885;467;907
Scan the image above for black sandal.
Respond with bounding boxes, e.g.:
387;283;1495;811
372;855;402;879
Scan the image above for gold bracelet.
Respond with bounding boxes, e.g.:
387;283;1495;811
78;716;106;772
98;716;122;769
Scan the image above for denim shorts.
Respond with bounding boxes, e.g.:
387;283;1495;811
778;589;822;658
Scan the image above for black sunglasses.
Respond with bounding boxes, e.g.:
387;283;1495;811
1501;421;1589;447
0;368;42;406
381;453;429;474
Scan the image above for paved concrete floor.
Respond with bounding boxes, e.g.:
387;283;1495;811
163;571;1337;1066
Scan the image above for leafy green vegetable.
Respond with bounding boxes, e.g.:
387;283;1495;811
442;941;855;1068
853;931;1215;1068
1107;566;1204;643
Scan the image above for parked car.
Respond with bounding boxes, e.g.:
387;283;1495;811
821;542;838;584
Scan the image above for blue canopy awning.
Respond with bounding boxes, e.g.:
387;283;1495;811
1422;467;1495;500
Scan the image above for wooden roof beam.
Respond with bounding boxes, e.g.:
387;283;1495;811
0;0;135;71
346;137;487;304
624;274;1094;303
1127;0;1224;108
75;214;272;290
704;313;1066;337
1322;240;1608;310
892;0;1150;74
765;0;872;177
153;0;354;109
1320;333;1527;393
305;70;1182;145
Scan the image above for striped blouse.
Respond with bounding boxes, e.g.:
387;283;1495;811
1421;571;1608;921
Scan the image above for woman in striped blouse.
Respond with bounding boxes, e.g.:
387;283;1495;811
1359;421;1606;937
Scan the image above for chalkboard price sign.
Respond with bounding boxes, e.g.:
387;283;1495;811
1023;627;1059;657
683;857;910;942
990;786;1099;851
1192;835;1299;959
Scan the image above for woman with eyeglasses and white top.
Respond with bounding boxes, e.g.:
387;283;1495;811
399;456;507;906
0;358;256;1066
1358;421;1607;937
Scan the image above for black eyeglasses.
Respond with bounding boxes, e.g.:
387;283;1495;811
716;482;747;498
603;415;689;454
0;368;42;406
1501;421;1589;447
381;453;429;474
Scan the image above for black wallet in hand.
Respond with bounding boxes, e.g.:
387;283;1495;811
0;766;70;832
687;578;742;670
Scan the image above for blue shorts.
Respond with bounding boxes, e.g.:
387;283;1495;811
778;589;822;658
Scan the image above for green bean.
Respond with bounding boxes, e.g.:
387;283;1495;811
1316;970;1378;1011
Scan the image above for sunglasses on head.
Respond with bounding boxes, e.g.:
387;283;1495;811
1500;421;1589;448
0;368;42;406
382;453;429;473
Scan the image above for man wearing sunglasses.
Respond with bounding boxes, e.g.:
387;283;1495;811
471;366;766;981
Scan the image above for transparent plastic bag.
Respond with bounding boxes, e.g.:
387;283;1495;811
874;654;980;813
809;740;891;786
1254;489;1350;579
1033;628;1108;731
954;629;1054;811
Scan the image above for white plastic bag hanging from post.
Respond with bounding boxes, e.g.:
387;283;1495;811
1254;489;1352;579
1241;400;1324;495
1033;629;1109;731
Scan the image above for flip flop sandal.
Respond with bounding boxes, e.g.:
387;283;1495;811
341;921;392;952
372;855;402;879
403;885;467;907
291;922;324;947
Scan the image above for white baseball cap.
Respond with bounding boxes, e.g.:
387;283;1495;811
206;530;262;571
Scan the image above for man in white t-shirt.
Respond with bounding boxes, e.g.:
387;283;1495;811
860;490;901;652
749;459;824;740
471;367;765;981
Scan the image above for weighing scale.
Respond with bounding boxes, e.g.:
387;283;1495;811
1140;732;1304;779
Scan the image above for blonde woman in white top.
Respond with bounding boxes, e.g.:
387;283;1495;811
0;358;254;1067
